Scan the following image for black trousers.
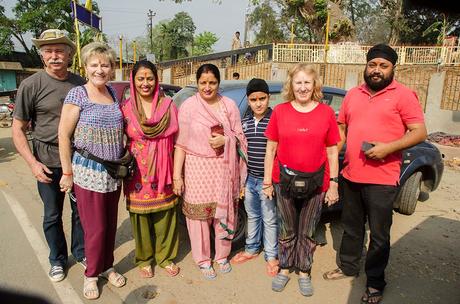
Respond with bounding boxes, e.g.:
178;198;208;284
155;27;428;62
339;178;398;291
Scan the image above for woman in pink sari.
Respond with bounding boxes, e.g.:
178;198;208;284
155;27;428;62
121;60;180;279
173;63;247;280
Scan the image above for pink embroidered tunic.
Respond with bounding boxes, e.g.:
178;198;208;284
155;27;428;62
176;93;247;238
121;97;179;214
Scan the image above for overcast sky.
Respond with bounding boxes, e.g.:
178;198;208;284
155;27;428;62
3;0;251;52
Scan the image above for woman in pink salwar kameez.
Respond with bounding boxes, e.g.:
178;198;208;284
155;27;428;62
173;63;247;280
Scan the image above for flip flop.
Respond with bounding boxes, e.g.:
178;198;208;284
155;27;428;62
323;268;358;280
139;265;153;278
266;259;279;277
230;251;259;264
272;273;290;292
199;264;217;280
100;268;126;288
164;263;180;277
361;288;383;304
217;259;232;274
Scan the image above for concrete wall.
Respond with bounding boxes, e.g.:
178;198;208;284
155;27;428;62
424;71;460;134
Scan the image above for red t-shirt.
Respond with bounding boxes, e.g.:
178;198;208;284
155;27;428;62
265;102;340;192
337;80;425;186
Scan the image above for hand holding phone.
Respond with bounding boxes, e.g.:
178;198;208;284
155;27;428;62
210;124;224;156
361;141;375;152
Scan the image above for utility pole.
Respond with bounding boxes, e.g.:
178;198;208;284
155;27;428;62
147;9;156;53
243;4;250;46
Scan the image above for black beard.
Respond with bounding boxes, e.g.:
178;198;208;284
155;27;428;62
364;70;394;92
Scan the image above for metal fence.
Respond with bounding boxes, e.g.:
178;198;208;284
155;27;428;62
272;44;460;66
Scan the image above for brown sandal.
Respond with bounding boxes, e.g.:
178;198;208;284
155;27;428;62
323;268;358;280
164;263;180;277
361;288;383;303
139;265;153;278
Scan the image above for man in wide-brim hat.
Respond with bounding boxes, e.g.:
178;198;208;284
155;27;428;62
12;29;86;282
31;29;77;56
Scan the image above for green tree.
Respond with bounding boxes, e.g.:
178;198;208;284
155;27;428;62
249;0;286;44
193;31;218;56
0;5;14;55
163;12;196;59
0;0;101;57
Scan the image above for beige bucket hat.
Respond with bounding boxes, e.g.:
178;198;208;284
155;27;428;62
31;29;76;55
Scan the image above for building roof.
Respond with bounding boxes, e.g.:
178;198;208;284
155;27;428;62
0;61;23;70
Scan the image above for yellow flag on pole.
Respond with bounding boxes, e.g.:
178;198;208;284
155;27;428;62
85;0;92;11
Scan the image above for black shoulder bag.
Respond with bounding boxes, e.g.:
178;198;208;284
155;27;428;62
75;148;136;179
278;161;325;199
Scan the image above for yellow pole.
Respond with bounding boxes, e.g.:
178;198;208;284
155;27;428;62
324;7;330;64
73;0;83;75
133;40;137;63
290;22;295;45
119;36;123;79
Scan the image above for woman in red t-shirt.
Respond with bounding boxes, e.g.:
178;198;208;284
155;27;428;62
263;64;340;297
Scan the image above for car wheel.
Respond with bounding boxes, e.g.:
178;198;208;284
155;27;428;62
396;171;422;215
231;204;248;251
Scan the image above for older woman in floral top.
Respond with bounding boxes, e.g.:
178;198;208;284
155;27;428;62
59;42;125;300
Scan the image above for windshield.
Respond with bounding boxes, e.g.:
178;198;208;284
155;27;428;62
173;87;197;108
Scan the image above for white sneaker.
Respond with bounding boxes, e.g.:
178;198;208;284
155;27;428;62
49;265;65;282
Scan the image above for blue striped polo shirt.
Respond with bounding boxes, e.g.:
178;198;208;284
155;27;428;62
241;108;272;178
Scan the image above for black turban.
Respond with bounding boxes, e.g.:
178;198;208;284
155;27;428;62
366;44;398;65
246;78;269;96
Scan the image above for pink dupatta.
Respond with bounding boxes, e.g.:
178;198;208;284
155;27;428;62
122;72;178;193
193;93;247;239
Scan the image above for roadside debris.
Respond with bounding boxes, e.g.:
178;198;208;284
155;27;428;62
428;132;460;147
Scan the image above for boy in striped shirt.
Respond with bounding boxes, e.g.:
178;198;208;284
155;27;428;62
231;78;279;277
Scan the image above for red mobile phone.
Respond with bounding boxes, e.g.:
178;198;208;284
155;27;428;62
210;124;224;155
210;124;224;135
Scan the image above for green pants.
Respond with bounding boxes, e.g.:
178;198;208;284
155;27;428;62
129;207;179;268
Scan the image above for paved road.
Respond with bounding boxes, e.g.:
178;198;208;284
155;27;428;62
0;126;459;304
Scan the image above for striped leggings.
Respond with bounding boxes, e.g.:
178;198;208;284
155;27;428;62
274;184;324;273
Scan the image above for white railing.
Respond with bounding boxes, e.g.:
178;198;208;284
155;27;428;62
273;43;460;65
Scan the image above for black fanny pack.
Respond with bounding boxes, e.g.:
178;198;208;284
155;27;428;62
278;162;325;199
76;148;135;179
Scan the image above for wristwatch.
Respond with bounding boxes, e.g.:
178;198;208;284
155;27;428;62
330;177;339;183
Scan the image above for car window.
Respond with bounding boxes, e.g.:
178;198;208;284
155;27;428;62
163;89;177;98
173;87;197;108
323;93;344;113
122;87;130;102
268;92;284;107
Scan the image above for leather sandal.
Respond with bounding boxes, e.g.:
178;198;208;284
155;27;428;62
361;288;383;304
139;265;153;278
100;267;126;288
164;263;180;277
323;268;358;280
83;277;99;300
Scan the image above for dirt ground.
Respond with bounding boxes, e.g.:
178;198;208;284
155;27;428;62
0;126;459;304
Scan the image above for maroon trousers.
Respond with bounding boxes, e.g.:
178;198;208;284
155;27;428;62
74;184;121;277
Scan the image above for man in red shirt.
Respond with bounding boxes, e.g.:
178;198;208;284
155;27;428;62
323;44;427;304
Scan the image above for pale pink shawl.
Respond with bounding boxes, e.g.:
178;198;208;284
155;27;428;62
176;93;247;239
